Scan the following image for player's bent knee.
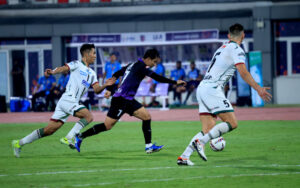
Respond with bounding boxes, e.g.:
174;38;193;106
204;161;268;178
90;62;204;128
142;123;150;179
230;121;238;129
86;115;93;123
144;114;151;121
104;124;112;130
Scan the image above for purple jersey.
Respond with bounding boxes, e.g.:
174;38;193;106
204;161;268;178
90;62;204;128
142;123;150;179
112;59;176;100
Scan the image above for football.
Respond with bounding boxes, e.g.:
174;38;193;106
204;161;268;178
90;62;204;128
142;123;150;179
209;137;226;151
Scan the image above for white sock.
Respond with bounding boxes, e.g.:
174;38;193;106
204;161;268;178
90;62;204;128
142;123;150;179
66;122;84;140
200;122;232;145
19;129;41;146
146;143;153;148
181;131;204;158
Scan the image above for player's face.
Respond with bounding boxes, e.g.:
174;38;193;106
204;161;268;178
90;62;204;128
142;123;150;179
86;48;96;64
148;57;159;68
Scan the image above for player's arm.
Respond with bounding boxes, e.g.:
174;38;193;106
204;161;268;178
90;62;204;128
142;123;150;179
236;63;272;102
111;65;127;80
105;65;128;92
45;65;69;76
92;78;116;94
149;72;187;86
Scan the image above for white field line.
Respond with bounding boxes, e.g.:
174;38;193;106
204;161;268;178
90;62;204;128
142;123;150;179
0;164;299;177
73;172;300;187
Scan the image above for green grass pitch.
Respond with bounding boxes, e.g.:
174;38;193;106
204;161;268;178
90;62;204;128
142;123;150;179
0;120;300;188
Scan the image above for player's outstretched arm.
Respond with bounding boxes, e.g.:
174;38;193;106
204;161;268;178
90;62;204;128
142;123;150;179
150;70;185;85
93;78;116;94
45;65;69;76
236;63;272;102
176;80;187;86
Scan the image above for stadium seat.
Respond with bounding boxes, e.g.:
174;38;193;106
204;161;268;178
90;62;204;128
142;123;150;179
152;83;169;111
136;82;151;97
0;0;7;5
101;0;111;2
80;0;90;3
58;0;68;3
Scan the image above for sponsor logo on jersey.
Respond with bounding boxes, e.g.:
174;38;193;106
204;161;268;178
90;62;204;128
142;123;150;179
204;75;212;80
81;80;90;88
238;52;246;57
221;45;226;48
80;70;88;77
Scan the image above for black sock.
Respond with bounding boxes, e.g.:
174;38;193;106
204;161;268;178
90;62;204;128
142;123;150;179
142;120;152;144
80;123;107;139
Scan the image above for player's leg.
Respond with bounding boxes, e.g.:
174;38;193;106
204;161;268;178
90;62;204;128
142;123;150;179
178;114;216;165
199;112;237;145
194;86;235;161
12;120;64;158
74;97;122;152
63;108;93;143
74;116;118;152
132;105;164;154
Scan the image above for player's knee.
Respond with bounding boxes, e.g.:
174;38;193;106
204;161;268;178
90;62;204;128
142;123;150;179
144;114;151;121
82;112;93;123
104;124;112;130
86;115;93;123
229;120;238;129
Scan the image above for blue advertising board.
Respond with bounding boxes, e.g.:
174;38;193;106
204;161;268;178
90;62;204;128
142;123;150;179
248;51;264;107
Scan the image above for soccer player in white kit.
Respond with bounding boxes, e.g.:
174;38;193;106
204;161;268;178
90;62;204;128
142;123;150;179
12;44;114;158
177;23;272;165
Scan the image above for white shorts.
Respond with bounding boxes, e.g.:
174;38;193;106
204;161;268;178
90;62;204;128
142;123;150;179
196;82;234;116
51;95;86;123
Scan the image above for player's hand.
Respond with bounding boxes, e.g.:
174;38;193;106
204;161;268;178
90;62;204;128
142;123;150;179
104;78;116;87
257;87;272;102
176;80;187;86
104;91;111;99
45;69;53;76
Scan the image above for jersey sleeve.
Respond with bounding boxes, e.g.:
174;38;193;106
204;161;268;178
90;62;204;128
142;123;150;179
66;61;79;71
91;71;99;87
232;46;246;65
112;64;128;79
149;72;177;84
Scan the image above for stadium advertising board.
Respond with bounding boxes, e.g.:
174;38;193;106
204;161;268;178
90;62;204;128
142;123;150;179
71;29;219;46
248;51;264;107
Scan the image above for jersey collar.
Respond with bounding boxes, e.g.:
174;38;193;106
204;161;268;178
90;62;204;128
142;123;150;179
138;58;144;63
81;60;89;67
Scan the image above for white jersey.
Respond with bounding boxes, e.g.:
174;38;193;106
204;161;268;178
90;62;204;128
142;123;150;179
63;60;98;102
202;41;246;87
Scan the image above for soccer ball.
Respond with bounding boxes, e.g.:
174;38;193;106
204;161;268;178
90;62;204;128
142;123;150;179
209;137;226;151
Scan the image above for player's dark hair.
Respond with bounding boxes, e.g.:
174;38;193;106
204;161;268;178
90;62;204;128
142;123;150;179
80;43;95;56
143;49;160;59
229;23;244;37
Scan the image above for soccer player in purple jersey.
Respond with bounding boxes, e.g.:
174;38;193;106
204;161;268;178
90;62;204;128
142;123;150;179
75;49;186;154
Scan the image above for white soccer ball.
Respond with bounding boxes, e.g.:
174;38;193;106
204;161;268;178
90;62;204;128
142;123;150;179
209;137;226;151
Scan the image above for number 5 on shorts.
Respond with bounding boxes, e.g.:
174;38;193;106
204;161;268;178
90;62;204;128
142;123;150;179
223;100;230;108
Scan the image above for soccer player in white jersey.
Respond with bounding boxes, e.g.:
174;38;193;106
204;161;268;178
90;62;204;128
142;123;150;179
177;23;272;166
12;44;114;158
